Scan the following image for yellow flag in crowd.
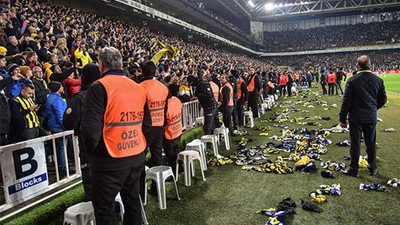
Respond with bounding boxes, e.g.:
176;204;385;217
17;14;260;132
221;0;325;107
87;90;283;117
150;38;180;65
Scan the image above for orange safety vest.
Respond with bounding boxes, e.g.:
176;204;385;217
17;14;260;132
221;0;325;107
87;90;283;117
210;81;219;102
279;75;287;86
140;79;168;127
165;96;183;140
99;75;147;158
327;72;336;84
237;78;243;100
247;74;256;92
220;82;234;107
294;73;300;81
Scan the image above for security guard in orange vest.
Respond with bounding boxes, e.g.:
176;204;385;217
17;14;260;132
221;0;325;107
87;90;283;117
140;61;169;195
219;74;234;134
247;67;261;118
163;95;183;174
327;68;337;96
140;61;169;167
81;47;152;225
236;73;248;127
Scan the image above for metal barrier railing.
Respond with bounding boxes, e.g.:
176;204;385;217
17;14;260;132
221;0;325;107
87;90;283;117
0;131;81;216
182;100;201;131
0;99;202;221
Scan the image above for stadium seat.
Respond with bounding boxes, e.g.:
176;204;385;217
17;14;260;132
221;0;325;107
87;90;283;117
145;166;180;210
176;150;206;187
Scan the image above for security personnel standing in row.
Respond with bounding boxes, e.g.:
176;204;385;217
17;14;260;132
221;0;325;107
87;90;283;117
236;73;248;127
247;67;261;118
81;47;152;225
229;70;239;130
163;95;183;175
195;74;217;134
219;74;234;134
140;61;169;168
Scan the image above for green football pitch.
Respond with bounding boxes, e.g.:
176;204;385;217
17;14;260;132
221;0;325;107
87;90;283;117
377;73;400;94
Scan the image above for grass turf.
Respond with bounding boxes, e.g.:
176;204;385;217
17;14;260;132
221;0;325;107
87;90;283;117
144;86;400;225
4;83;399;225
376;73;400;94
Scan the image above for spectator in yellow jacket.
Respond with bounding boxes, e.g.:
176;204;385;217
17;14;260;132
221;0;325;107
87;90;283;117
74;43;92;71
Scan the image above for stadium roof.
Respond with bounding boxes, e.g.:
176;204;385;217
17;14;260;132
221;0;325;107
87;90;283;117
201;0;400;20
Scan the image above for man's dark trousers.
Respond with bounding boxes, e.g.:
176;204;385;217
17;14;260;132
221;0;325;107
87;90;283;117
221;106;234;134
231;101;239;130
328;83;335;95
237;100;244;126
148;127;164;167
349;123;377;173
248;92;259;118
204;107;216;135
163;136;181;174
321;83;327;94
336;81;344;95
91;152;145;225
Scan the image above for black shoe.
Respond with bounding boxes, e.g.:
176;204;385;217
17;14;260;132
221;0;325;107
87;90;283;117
340;169;358;177
369;170;378;176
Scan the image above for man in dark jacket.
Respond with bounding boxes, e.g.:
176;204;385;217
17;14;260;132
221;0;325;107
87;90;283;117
340;55;387;177
236;74;248;127
31;66;50;117
335;68;347;95
320;71;327;95
63;63;101;200
81;47;151;225
194;74;217;134
0;73;24;145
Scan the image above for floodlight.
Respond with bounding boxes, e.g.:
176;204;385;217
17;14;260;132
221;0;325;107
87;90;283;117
248;0;255;7
264;3;274;11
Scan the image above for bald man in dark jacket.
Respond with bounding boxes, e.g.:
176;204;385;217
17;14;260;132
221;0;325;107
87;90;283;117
340;55;387;177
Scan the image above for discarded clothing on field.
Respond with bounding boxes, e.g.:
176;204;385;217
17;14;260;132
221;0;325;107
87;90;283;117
321;161;346;171
316;183;341;195
300;200;323;213
383;128;396;132
387;178;399;187
336;140;350;147
258;198;296;225
321;170;334;178
360;183;387;192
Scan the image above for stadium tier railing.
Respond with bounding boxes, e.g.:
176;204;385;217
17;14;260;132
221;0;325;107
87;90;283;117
0;99;201;221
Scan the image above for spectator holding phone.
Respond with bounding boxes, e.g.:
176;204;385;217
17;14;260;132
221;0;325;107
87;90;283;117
9;83;40;142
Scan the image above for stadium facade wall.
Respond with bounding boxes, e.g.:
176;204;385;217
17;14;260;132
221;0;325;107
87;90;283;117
263;11;400;32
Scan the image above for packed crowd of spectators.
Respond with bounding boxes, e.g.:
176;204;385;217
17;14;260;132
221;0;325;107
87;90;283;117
264;20;400;52
0;0;397;152
0;0;270;147
267;50;400;71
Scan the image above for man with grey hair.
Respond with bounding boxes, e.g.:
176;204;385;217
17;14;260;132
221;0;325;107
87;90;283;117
31;66;50;117
6;36;20;57
340;55;387;178
81;47;152;225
